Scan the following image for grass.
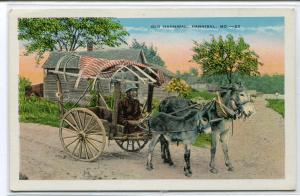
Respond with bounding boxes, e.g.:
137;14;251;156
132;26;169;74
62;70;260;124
266;99;285;117
193;133;211;148
19;96;74;127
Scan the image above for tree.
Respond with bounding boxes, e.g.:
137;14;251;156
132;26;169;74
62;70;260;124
189;67;199;77
18;18;129;62
165;78;191;97
130;39;165;67
192;34;262;83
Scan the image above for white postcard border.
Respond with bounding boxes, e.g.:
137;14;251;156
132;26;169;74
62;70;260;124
8;7;296;191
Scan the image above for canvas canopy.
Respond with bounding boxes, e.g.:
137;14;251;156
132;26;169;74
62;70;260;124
48;54;165;89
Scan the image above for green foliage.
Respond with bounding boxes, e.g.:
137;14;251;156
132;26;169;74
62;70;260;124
266;99;284;117
165;78;192;97
130;39;165;67
186;90;216;100
193;134;211;148
19;96;75;127
104;95;115;109
150;98;161;116
192;34;262;83
19;76;74;127
18;17;129;63
198;73;284;94
189;67;199;77
19;96;61;127
88;80;98;107
19;77;31;99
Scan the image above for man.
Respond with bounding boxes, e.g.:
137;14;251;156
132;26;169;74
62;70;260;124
118;83;142;134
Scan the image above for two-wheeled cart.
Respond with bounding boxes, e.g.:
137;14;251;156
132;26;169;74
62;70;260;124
51;54;163;161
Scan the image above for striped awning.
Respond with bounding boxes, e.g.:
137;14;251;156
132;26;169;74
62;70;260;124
78;56;165;85
50;54;166;89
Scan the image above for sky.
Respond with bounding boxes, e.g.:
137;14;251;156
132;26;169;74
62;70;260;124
19;17;284;84
118;17;284;74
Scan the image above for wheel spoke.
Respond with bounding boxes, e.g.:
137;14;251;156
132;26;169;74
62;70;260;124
79;140;83;159
85;122;98;134
83;114;93;133
76;110;83;130
62;127;77;135
85;139;95;158
84;141;89;159
62;135;78;139
65;137;79;148
86;132;103;136
86;136;103;143
86;129;101;134
69;112;81;132
63;119;79;133
72;139;81;155
86;138;100;152
83;112;87;129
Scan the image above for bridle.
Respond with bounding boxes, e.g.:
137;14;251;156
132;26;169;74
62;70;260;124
230;90;252;117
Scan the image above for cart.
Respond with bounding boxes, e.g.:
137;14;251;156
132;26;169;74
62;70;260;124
50;54;164;162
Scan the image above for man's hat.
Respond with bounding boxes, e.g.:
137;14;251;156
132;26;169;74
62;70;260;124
125;83;138;93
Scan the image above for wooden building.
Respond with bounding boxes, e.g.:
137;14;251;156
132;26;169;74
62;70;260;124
43;49;174;105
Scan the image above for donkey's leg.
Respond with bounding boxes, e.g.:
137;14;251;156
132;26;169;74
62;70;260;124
146;133;161;170
159;135;168;163
209;130;219;174
220;129;234;171
164;136;174;166
183;144;192;177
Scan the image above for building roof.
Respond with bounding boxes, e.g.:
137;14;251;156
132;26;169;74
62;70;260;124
43;48;174;79
43;49;146;69
147;63;175;78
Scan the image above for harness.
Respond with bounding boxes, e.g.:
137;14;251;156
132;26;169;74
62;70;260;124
215;92;236;119
145;92;251;136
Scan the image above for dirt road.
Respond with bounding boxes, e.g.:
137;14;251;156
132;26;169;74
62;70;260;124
20;98;284;179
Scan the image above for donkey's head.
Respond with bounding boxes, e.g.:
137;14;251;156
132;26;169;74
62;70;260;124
219;83;255;119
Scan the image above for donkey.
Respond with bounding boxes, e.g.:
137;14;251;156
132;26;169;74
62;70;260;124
146;83;255;176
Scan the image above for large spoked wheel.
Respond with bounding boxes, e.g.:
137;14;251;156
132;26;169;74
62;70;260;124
115;138;148;152
115;116;150;152
59;108;106;162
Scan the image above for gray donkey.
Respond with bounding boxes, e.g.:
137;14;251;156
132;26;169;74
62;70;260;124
146;83;255;176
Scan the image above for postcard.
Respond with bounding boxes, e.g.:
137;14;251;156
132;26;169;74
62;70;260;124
9;7;296;191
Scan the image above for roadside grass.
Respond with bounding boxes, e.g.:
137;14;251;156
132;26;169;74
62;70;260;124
19;96;66;127
19;94;74;128
266;99;284;118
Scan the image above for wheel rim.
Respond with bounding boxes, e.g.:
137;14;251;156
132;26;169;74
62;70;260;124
59;108;106;161
115;139;148;152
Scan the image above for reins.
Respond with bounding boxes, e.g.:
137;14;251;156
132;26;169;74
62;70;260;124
168;103;205;116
